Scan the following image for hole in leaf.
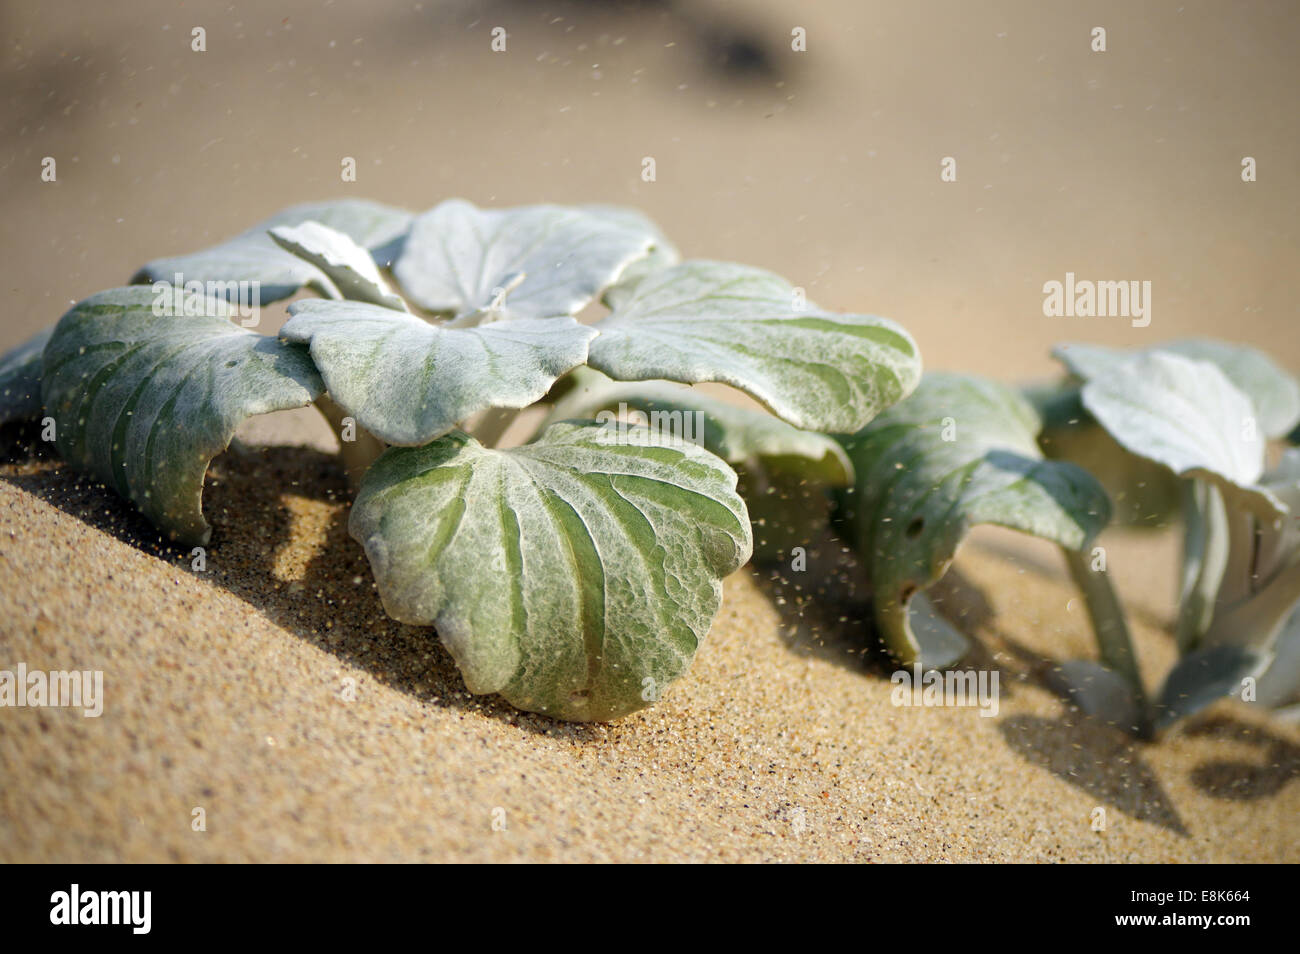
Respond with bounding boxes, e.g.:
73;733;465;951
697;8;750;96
905;517;925;538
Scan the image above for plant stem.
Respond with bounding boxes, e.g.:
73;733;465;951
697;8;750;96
1202;555;1300;655
315;395;386;491
1175;479;1229;652
1064;546;1150;721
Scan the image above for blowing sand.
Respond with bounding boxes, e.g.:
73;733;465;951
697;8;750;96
1;413;1296;862
2;0;1298;862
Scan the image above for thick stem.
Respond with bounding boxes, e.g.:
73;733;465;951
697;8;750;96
1216;503;1261;607
315;395;386;491
1064;546;1150;724
1175;479;1229;652
1202;555;1300;655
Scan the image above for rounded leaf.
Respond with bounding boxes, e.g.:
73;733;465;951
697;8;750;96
1056;339;1300;439
580;204;681;308
588;261;921;433
393;199;655;319
281;299;597;446
349;421;753;721
1079;351;1283;519
544;369;851;563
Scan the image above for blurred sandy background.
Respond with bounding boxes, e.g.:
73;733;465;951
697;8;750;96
4;0;1297;371
1;0;1298;862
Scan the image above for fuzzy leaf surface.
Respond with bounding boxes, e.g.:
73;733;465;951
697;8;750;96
349;421;752;721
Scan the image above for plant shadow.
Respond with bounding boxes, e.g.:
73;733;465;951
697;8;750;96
998;714;1189;835
1183;714;1300;800
748;520;1192;834
0;425;602;742
750;536;1019;693
747;529;885;676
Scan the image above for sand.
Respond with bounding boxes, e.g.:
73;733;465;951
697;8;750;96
2;0;1298;862
1;417;1297;863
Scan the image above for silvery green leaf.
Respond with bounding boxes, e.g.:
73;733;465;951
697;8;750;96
1154;645;1267;730
0;326;53;425
1079;351;1283;519
269;221;407;311
41;287;323;545
1059;347;1299;667
544;369;850;483
281;300;596;446
588;260;922;434
349;420;752;721
543;368;851;562
1165;340;1300;438
838;374;1111;669
580;204;681;308
392;199;654;319
1027;381;1181;526
133;199;412;305
1054;339;1300;438
1078;351;1295;665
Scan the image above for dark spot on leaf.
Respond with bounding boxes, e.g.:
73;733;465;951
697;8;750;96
905;516;924;538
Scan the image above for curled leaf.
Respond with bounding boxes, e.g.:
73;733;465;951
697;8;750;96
545;370;850;482
587;260;922;433
41;287;323;545
133;199;413;305
1056;346;1300;688
1198;449;1300;656
281;300;596;446
1040;338;1300;525
349;421;752;721
838;374;1111;669
268;221;408;310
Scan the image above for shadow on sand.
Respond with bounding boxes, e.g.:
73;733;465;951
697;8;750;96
1;424;603;742
7;422;1295;820
751;538;1191;835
